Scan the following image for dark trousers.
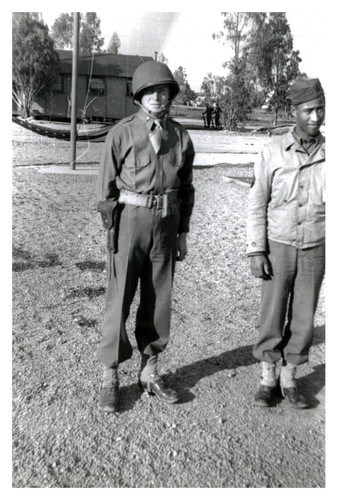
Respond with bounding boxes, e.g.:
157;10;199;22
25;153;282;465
97;204;179;368
253;241;325;366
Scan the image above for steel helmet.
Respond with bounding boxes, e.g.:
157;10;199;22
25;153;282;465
132;61;179;103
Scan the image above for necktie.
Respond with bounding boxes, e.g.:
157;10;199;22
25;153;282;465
300;138;316;154
149;119;163;153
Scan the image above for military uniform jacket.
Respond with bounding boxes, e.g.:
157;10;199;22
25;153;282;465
96;108;195;234
247;127;325;254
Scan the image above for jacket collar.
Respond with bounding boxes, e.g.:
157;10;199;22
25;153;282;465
137;107;168;131
284;126;325;151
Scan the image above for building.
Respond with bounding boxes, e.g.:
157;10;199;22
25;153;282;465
16;50;154;122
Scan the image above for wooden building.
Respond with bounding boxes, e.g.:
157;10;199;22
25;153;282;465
22;50;154;122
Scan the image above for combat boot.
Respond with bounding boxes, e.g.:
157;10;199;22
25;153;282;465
139;354;178;404
280;362;309;409
98;365;119;412
254;361;277;407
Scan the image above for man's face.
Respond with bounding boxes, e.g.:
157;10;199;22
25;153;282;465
140;84;170;115
292;96;325;138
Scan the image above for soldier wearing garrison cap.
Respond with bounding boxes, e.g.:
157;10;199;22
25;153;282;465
96;61;195;412
247;78;325;409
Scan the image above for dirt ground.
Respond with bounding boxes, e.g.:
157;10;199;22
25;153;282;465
12;120;326;488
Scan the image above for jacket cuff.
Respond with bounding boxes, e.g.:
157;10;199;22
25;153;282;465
246;238;266;254
178;216;190;234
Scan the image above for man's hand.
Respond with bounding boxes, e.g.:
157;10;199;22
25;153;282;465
250;254;272;280
176;233;187;261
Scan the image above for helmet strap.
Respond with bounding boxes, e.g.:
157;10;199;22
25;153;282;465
137;102;172;120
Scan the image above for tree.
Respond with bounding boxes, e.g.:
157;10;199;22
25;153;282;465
222;60;255;130
158;53;169;65
173;66;197;105
213;12;253;65
12;13;60;118
201;73;215;100
50;12;104;54
50;13;73;49
213;13;256;129
80;12;104;54
106;31;121;54
247;13;302;124
201;73;226;102
214;12;302;126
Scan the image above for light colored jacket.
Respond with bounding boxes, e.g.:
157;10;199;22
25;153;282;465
247;128;325;254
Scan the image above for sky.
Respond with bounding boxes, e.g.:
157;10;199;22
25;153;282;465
38;7;330;93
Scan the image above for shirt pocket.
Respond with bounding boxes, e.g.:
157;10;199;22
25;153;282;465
122;154;152;189
124;154;151;169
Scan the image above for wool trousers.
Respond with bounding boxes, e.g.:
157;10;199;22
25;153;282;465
97;204;179;368
253;240;325;366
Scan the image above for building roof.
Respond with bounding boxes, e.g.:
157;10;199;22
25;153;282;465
58;50;154;78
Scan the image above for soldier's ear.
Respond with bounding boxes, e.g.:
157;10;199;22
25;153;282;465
291;105;297;119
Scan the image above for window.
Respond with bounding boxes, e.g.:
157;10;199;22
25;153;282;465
89;77;105;96
126;80;133;97
52;75;63;92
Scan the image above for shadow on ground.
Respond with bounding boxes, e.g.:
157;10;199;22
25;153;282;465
116;325;325;413
12;247;61;272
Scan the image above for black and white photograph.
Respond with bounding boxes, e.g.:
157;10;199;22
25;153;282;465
10;1;334;492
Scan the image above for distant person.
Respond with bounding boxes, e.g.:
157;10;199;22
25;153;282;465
202;103;214;128
96;61;195;412
214;103;222;129
247;78;325;409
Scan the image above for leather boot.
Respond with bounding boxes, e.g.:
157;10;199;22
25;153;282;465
280;362;309;409
254;361;277;407
139;354;178;404
98;365;119;412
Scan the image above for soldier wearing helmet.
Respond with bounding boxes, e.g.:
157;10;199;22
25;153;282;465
96;61;195;412
132;60;180;105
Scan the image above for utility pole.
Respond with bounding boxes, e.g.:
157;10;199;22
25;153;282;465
70;12;80;170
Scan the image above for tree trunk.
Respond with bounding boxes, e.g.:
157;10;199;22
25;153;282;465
21;94;30;118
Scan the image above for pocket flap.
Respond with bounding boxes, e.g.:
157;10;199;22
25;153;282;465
124;155;151;167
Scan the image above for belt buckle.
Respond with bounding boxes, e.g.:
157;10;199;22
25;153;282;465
152;195;163;209
145;195;153;208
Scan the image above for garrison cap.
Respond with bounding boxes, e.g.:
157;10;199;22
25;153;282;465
290;78;325;105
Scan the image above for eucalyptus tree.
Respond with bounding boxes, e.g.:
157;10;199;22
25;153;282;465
247;12;302;124
12;13;60;118
213;12;302;126
173;66;197;105
50;12;104;54
106;31;121;54
212;13;256;128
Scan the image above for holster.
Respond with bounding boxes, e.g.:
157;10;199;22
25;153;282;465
97;200;118;230
162;191;179;218
97;200;120;253
107;227;118;253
